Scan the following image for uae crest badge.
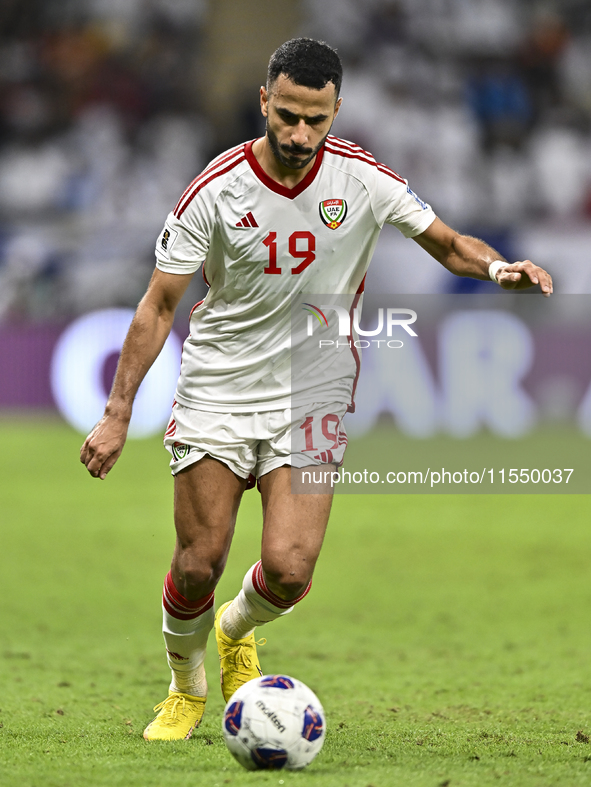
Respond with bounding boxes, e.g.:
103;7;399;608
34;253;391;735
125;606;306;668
319;198;348;230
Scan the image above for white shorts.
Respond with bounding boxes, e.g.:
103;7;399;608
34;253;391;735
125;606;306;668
163;402;348;480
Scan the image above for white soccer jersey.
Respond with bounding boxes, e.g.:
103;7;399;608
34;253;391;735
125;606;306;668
155;135;436;412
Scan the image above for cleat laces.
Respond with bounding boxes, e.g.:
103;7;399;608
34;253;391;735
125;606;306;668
225;638;266;682
143;692;205;740
152;694;187;726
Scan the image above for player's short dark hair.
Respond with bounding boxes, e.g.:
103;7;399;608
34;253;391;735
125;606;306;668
267;38;342;98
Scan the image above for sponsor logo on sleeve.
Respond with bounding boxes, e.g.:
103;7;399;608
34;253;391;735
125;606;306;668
319;198;347;229
159;224;179;255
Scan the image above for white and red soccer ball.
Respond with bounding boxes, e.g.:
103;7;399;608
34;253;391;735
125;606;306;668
222;674;325;771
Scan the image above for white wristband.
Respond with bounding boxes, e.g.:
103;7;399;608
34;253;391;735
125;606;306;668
489;259;510;283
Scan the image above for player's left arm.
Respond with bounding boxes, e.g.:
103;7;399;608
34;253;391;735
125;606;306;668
413;217;553;297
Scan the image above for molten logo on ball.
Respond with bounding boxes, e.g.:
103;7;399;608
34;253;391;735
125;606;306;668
222;674;326;771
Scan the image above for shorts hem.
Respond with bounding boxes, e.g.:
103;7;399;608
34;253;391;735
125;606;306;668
256;452;343;479
169;449;252;480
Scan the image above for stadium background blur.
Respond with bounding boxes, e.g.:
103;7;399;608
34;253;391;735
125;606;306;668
1;0;591;421
2;9;591;784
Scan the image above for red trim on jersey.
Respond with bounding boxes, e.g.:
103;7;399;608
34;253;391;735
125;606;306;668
175;148;243;214
326;136;376;163
326;136;406;181
325;143;406;184
174;152;246;218
202;265;210;287
174;144;245;214
324;144;377;168
376;164;406;182
347;274;367;414
251;560;311;609
190;299;205;318
244;139;325;200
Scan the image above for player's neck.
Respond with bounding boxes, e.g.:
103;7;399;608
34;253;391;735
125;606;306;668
252;137;317;189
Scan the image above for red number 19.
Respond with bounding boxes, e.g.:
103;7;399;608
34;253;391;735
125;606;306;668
263;231;281;274
300;414;340;452
263;231;316;275
289;231;316;274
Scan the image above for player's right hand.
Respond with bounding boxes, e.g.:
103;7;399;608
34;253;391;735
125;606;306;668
80;414;130;480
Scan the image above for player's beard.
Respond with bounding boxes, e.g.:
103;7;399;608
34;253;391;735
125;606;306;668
266;121;328;170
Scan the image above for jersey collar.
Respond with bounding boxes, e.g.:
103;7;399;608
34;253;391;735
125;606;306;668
245;138;324;199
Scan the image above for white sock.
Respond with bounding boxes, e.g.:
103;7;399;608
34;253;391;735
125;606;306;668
220;561;311;640
162;571;214;697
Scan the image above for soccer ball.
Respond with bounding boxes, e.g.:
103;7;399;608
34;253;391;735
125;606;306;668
222;674;325;771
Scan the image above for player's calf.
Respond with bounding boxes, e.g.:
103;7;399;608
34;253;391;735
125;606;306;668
215;561;312;702
144;571;214;740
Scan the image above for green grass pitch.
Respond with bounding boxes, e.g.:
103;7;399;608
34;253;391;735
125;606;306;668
1;418;591;787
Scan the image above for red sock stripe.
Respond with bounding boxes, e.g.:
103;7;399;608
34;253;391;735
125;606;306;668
162;572;214;620
251;561;312;610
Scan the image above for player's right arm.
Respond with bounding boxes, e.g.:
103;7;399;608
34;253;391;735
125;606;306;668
80;268;193;480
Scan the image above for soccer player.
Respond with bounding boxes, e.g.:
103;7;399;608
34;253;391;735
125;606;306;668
80;38;553;741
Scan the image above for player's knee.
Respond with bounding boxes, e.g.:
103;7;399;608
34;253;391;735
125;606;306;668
175;550;227;595
261;560;311;601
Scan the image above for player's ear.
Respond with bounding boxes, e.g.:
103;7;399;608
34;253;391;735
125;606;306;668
333;96;343;120
260;85;269;118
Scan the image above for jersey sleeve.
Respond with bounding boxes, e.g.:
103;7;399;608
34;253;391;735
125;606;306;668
155;190;214;274
370;166;436;238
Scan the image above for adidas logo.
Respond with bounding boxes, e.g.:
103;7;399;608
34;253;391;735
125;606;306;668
236;211;258;228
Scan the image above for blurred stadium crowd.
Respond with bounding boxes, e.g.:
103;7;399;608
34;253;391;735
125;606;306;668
1;0;590;321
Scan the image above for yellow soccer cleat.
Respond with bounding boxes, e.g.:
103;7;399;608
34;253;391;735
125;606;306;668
214;601;264;702
143;691;206;741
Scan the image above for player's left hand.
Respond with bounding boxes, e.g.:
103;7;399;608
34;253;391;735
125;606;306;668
496;260;553;297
